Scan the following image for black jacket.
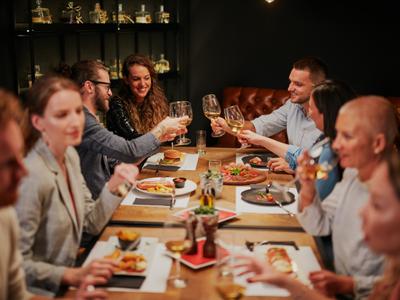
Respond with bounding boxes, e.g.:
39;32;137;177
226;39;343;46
106;97;142;140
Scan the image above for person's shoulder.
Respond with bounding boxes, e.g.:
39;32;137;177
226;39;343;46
0;206;17;225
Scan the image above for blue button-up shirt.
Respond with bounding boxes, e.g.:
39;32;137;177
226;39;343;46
251;100;322;169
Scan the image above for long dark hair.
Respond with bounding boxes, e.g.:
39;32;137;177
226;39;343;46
23;75;79;152
311;79;357;140
118;54;168;133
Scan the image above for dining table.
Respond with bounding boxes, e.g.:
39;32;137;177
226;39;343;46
65;146;324;299
111;147;303;231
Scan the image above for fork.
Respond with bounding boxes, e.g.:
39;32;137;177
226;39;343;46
273;198;295;217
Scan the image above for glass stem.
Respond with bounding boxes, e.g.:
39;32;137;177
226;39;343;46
175;254;181;279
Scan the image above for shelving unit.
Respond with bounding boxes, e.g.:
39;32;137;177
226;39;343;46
12;0;189;101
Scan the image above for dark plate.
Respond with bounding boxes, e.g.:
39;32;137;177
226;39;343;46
241;187;295;206
241;154;276;169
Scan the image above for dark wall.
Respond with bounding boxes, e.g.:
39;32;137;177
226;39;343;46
0;1;16;91
188;0;400;142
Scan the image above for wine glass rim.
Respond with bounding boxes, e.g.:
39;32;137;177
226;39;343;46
170;100;191;105
202;94;217;100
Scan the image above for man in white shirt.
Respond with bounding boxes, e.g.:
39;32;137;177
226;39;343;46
212;57;326;172
297;96;398;299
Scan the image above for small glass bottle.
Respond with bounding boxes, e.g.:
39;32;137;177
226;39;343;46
135;4;151;24
112;3;125;24
154;54;170;74
61;2;76;24
31;0;52;24
155;5;170;24
28;65;44;88
89;3;101;23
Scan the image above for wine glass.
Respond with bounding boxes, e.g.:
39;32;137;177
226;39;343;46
169;101;193;146
224;105;250;148
274;137;339;202
202;94;225;137
163;216;193;288
215;232;246;300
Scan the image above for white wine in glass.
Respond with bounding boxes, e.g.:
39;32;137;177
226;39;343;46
169;101;193;146
224;105;250;148
163;217;192;288
202;94;225;137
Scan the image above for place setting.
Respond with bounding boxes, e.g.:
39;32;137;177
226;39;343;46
81;229;172;293
235;182;298;216
121;176;197;208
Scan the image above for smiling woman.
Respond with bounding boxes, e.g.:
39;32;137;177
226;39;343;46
106;54;169;140
15;75;139;295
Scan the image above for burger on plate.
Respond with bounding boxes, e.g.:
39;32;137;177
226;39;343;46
160;149;184;165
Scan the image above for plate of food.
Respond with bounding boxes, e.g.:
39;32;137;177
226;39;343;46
240;187;295;206
221;163;267;185
84;233;158;277
159;149;185;166
241;153;276;169
174;206;238;223
253;245;320;285
136;177;197;197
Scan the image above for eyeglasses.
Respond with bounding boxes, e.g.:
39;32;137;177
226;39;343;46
90;80;111;92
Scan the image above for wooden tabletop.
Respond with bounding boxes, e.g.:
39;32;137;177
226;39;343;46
111;147;302;230
66;226;322;300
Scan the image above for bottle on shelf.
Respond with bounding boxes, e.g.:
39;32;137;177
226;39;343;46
112;3;134;24
89;3;108;24
155;5;170;24
27;65;44;88
154;54;170;74
61;2;83;24
109;59;122;79
31;0;52;24
135;4;152;24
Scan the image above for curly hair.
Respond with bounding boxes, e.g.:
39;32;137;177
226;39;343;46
119;54;168;134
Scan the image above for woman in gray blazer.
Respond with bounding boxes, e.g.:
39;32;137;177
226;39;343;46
16;76;138;295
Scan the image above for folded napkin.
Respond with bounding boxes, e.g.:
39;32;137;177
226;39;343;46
100;275;145;289
143;164;180;171
134;197;172;207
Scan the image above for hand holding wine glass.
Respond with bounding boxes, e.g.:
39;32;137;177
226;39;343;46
224;105;250;148
202;94;225;137
274;137;338;205
169;101;193;146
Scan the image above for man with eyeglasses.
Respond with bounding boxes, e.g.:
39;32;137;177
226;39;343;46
69;60;187;199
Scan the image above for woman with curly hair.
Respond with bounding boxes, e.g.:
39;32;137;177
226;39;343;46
106;54;169;140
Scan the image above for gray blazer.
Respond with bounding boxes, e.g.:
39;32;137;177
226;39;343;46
15;139;122;295
76;107;160;198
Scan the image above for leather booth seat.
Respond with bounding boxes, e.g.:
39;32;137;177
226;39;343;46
216;87;290;147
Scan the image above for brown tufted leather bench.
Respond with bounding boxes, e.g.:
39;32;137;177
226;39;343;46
216;87;290;147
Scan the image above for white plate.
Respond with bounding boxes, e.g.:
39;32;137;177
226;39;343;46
145;152;186;167
84;236;158;277
253;245;320;286
136;177;197;197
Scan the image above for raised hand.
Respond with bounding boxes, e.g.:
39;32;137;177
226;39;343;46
237;130;265;146
267;157;294;174
211;117;231;135
107;163;139;197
